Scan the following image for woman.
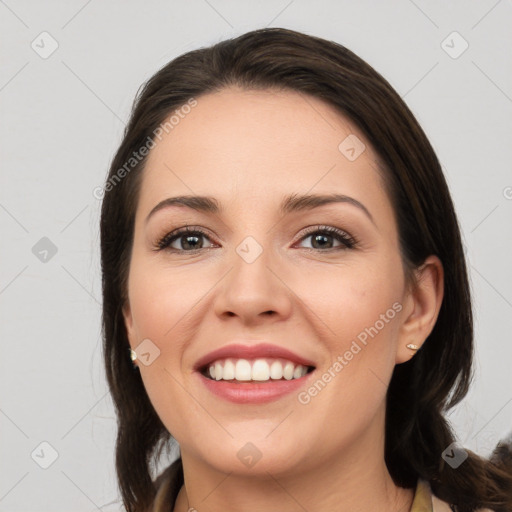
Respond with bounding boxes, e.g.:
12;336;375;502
100;28;512;512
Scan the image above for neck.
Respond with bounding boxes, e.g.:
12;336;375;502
173;407;414;512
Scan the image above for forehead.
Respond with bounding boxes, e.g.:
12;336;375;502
137;87;391;220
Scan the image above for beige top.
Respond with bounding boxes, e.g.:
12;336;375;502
411;479;494;512
151;459;495;512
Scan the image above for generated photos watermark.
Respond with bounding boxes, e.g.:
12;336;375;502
297;301;403;405
93;97;198;200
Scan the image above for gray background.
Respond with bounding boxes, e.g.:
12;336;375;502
1;1;511;510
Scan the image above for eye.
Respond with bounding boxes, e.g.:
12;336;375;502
155;226;215;252
295;225;357;251
154;224;357;253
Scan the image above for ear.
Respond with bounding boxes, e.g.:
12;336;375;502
122;301;138;366
395;255;444;364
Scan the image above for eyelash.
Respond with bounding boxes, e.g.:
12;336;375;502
154;225;358;253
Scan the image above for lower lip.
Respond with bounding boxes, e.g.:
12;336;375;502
197;372;314;404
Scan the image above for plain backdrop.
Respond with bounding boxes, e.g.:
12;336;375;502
1;1;511;510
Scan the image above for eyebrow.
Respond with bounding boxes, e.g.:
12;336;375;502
145;193;374;225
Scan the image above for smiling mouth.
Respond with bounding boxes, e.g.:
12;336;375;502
200;357;316;382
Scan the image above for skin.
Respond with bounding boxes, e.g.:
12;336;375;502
123;87;444;512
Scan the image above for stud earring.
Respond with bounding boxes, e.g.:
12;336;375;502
406;343;419;351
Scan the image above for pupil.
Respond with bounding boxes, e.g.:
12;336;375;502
313;234;331;249
183;235;201;250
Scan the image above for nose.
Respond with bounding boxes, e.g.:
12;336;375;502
213;238;293;325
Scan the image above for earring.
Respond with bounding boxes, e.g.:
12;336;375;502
406;343;419;351
130;348;137;360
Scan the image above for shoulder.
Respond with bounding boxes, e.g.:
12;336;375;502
417;479;495;512
432;493;494;512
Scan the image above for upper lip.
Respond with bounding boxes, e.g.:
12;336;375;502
193;343;316;371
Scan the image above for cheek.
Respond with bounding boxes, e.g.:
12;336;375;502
126;251;227;408
297;256;403;350
286;262;402;455
127;261;202;438
127;257;204;344
295;256;403;408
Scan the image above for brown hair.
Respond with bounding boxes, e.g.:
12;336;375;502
100;27;512;512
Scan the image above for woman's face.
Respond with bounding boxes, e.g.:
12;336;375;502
123;87;418;477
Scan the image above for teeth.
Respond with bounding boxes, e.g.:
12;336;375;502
293;365;303;379
269;360;283;379
235;359;252;381
223;359;235;380
214;362;223;381
283;362;294;380
206;358;310;382
252;359;269;381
